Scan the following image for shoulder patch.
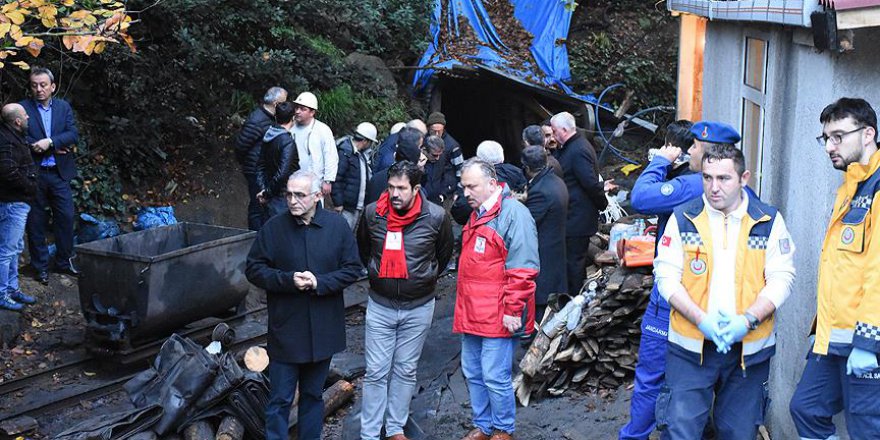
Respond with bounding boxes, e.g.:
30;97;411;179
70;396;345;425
660;183;675;196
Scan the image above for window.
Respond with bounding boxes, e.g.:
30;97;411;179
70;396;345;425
741;37;768;193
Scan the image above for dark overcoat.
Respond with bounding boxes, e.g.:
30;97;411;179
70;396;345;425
246;208;362;363
525;167;569;304
553;133;607;237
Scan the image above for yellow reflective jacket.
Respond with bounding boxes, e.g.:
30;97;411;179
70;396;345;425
815;150;880;356
669;196;778;368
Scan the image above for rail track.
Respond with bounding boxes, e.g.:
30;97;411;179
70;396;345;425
0;307;268;423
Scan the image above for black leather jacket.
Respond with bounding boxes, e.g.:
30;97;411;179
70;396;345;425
0;123;37;203
256;125;299;197
360;198;453;310
235;106;274;173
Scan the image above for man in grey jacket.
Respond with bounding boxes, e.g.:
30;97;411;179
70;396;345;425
359;160;453;440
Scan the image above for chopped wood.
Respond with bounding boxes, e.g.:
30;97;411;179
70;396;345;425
215;416;245;440
516;242;657;404
183;421;214;440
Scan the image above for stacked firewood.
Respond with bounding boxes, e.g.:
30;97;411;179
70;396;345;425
515;233;655;405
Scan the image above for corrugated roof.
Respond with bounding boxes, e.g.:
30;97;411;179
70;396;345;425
820;0;880;10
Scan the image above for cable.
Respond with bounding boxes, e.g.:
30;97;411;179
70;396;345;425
594;84;640;166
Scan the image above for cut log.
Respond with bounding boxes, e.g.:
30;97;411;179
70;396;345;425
288;380;355;430
215;416;245;440
243;346;270;372
183;421;214;440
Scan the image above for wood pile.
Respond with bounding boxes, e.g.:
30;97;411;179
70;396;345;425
515;232;654;405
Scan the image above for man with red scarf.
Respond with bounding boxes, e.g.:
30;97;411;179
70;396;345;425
360;160;453;440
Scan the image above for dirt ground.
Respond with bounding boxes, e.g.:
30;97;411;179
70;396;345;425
3;271;641;440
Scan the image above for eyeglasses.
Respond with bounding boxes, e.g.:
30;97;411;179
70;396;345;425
284;191;316;201
816;126;866;147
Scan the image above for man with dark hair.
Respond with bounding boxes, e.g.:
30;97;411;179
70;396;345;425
455;158;539;440
359;160;453;440
256;101;299;222
521;145;568;323
426;111;464;178
21;66;80;283
654;143;795;440
236;86;287;230
0;103;37;310
550;111;613;294
333;122;377;230
790;97;880;439
246;170;362;440
365;127;427;205
620;119;702;440
522;125;562;177
422;134;456;205
540;119;558;151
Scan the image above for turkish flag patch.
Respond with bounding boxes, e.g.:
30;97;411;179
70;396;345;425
660;236;671;247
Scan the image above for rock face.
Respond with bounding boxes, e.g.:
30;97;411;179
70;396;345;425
0;309;24;347
344;53;398;97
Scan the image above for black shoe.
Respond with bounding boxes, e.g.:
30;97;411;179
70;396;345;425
36;270;49;285
10;290;35;305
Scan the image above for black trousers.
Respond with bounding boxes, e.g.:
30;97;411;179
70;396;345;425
266;358;332;440
565;235;590;296
243;172;263;231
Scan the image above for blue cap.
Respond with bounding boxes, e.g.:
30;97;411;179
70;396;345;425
690;121;741;144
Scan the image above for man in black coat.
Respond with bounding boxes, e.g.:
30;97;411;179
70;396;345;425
421;134;457;205
256;102;298;223
332;122;377;230
20;67;80;282
521;145;568;323
550;112;614;294
365;127;426;206
246;169;362;440
235;86;287;230
0;103;38;310
426;112;464;179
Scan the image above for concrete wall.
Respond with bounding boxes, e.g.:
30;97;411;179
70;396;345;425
699;21;880;439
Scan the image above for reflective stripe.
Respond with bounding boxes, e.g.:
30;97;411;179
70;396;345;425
831;328;854;345
668;327;703;354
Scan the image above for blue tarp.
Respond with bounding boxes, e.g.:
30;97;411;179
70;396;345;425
414;0;593;101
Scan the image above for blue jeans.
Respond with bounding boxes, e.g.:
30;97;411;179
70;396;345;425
658;345;769;440
27;168;75;271
461;334;516;435
0;202;30;295
790;349;880;439
266;358;331;440
361;298;435;439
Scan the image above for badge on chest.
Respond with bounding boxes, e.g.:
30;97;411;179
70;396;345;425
474;236;487;254
385;231;402;250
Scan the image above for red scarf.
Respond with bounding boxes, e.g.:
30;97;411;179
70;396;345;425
376;190;422;279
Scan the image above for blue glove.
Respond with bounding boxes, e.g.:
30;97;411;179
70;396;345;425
846;347;879;376
718;310;750;347
698;312;731;353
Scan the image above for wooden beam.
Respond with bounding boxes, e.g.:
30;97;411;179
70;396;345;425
676;14;706;121
836;7;880;29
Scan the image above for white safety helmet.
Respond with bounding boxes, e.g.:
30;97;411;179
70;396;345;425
355;122;378;143
292;92;318;110
389;122;406;135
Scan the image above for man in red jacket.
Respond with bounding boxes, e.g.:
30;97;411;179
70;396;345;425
454;158;540;440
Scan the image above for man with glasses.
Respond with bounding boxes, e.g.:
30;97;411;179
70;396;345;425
422;134;456;205
790;97;880;439
246;170;362;440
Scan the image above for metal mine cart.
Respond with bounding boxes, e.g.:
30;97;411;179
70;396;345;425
74;223;256;353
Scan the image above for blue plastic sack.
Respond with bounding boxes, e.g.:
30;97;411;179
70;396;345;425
77;213;122;243
134;207;177;231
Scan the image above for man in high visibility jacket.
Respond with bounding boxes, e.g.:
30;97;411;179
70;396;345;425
790;97;880;439
654;140;796;440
